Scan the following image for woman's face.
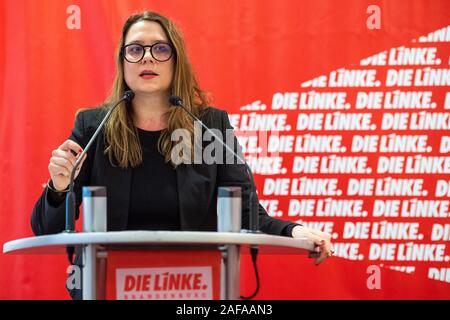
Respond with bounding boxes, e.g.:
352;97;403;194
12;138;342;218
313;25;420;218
123;20;174;97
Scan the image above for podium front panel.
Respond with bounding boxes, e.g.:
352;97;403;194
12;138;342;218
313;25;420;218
106;249;221;300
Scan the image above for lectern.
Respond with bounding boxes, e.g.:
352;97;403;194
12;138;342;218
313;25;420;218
3;231;313;300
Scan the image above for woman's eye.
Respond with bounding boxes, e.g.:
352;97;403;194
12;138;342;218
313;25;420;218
128;46;143;54
154;44;170;53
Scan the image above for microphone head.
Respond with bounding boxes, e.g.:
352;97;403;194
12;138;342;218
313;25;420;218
169;95;183;107
123;90;135;102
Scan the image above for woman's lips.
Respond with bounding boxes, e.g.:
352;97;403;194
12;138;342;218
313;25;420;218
139;74;158;79
139;69;158;79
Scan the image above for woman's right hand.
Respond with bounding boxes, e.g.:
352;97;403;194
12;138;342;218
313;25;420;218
48;140;87;191
292;225;334;265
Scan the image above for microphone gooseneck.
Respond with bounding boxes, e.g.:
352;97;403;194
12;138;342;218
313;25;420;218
64;90;135;233
169;95;258;233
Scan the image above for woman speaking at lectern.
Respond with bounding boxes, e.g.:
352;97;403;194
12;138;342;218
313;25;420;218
30;11;333;290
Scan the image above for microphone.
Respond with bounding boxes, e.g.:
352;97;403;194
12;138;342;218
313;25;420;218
169;95;259;234
64;90;135;233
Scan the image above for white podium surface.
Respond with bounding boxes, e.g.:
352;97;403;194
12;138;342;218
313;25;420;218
3;231;315;255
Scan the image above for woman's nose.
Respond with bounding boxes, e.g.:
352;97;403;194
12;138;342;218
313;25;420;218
142;48;154;63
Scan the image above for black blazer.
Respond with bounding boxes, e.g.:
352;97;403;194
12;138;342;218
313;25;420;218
31;106;297;237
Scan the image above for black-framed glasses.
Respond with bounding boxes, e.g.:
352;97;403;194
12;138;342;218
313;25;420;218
121;42;174;63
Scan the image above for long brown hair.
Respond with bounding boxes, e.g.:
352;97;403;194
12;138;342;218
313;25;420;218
103;11;208;168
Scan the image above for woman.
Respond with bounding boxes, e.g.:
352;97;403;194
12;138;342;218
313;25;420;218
31;11;333;280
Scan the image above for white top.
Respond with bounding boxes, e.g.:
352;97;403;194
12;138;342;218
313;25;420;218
3;231;314;255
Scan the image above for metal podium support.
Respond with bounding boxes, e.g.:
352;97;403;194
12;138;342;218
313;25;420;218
220;244;240;300
82;244;107;300
82;244;96;300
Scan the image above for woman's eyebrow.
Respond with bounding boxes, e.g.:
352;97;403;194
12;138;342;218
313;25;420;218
126;39;168;44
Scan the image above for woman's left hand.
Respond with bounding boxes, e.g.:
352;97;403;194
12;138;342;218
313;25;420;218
291;225;334;265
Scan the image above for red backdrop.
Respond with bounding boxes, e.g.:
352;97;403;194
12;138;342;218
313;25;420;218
0;0;449;299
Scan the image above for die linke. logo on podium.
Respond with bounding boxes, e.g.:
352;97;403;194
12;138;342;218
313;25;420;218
116;266;213;300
